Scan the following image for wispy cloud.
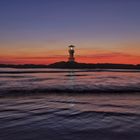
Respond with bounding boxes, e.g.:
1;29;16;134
0;51;140;64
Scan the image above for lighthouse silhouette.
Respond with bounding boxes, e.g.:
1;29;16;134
68;45;75;62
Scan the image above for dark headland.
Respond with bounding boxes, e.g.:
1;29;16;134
0;61;140;69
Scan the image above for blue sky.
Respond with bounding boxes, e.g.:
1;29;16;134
0;0;140;41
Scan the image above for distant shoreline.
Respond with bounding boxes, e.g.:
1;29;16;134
0;61;140;69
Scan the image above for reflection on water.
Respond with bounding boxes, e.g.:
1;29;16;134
0;68;140;139
0;68;140;94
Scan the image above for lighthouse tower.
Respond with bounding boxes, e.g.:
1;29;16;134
68;45;75;62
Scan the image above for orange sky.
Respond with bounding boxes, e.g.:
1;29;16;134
0;55;139;65
0;40;140;65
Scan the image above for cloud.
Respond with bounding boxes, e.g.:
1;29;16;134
12;55;66;59
77;52;132;58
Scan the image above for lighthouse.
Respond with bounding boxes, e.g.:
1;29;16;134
68;45;75;62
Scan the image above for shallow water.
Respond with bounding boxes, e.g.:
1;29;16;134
0;94;140;140
0;68;140;140
0;68;140;94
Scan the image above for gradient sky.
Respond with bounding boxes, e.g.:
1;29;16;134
0;0;140;64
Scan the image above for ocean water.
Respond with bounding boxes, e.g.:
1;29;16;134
0;68;140;140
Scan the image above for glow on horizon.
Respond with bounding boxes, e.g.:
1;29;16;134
0;40;140;65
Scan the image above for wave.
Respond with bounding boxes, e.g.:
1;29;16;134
0;75;30;78
54;109;140;118
48;100;90;105
0;87;140;97
23;78;54;82
0;69;140;74
65;74;89;77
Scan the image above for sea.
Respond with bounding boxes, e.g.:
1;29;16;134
0;68;140;140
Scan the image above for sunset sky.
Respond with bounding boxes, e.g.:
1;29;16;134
0;0;140;64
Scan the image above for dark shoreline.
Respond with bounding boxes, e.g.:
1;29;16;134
0;61;140;69
0;70;140;75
